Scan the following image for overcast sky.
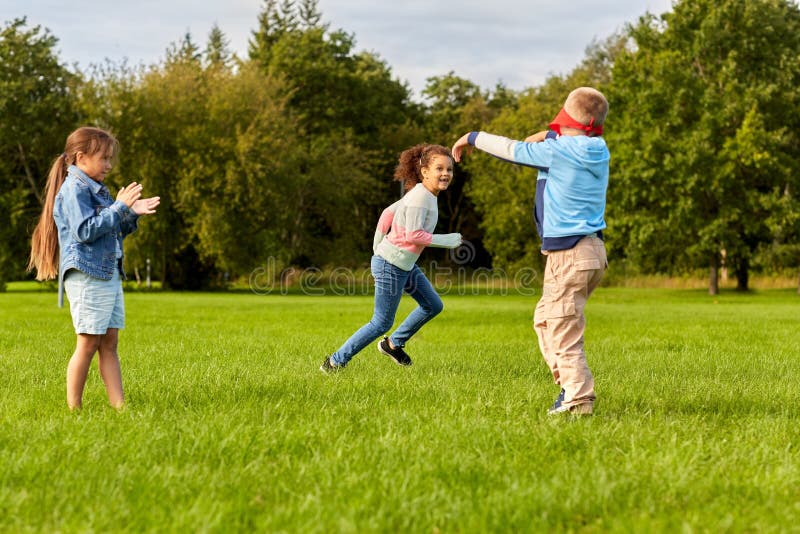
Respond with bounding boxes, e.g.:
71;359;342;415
3;0;674;100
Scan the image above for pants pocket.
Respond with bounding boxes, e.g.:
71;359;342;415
543;299;576;319
574;259;602;271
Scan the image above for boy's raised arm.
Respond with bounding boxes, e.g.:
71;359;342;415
451;132;473;163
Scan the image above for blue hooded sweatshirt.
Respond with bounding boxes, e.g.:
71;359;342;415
467;131;609;251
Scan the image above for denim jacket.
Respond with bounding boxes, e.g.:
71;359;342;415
53;165;139;307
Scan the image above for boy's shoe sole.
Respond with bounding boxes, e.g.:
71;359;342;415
568;403;593;416
548;400;593;416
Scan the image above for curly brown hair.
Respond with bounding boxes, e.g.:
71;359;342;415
393;144;453;192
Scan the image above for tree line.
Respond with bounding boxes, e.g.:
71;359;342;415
1;0;799;294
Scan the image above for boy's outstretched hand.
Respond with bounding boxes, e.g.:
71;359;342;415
451;133;473;163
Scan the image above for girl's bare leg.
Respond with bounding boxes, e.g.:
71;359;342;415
98;328;124;409
67;334;101;410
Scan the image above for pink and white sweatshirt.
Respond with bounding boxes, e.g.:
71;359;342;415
373;183;459;271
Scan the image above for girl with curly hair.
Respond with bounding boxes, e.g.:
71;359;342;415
321;144;461;372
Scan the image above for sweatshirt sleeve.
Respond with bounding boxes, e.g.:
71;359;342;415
471;131;553;171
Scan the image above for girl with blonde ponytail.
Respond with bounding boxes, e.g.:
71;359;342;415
29;126;160;410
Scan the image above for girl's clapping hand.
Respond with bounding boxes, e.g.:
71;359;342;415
132;196;160;216
117;183;143;207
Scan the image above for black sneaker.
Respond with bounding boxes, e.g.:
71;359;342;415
377;337;412;366
320;356;343;374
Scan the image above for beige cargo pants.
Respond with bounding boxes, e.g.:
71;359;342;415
533;236;607;409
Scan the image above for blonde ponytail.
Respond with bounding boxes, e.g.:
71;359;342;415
28;154;68;280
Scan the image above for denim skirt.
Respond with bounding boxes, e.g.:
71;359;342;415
63;268;125;334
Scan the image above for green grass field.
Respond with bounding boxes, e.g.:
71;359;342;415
1;286;799;532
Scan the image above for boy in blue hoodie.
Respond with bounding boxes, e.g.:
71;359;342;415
452;87;609;416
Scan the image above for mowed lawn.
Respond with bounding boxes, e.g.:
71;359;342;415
1;285;799;532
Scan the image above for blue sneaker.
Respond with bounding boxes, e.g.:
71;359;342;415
547;389;593;416
548;388;567;414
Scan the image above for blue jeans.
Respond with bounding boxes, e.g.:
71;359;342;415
330;255;443;366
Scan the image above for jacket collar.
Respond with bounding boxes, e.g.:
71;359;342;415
67;165;106;195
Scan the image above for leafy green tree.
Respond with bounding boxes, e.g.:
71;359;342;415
177;62;383;274
0;18;78;290
175;63;296;273
257;25;408;142
607;0;800;293
422;72;485;136
298;0;322;27
248;0;416;266
204;24;233;69
750;123;800;292
167;32;202;65
249;0;293;67
250;0;413;146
